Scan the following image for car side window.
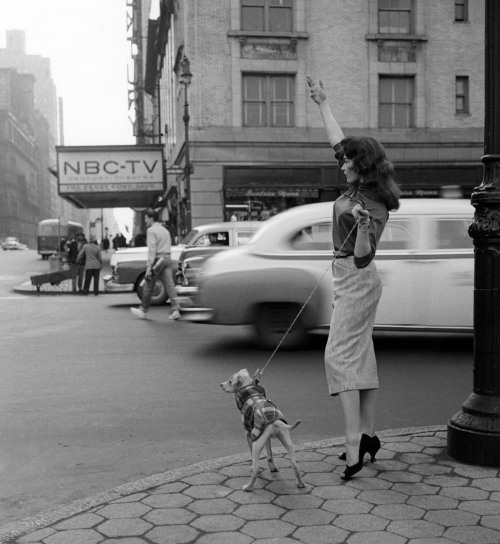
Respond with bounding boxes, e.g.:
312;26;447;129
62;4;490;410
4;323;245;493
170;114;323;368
195;232;230;247
235;231;255;245
435;219;471;250
291;222;333;251
378;220;414;250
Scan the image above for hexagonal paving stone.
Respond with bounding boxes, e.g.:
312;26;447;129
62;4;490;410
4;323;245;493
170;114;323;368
234;503;285;520
383;442;424;453
357;489;407;505
266;480;311;494
98;518;152;538
335;513;389;532
54;513;103;530
43;529;103;544
17;528;57;543
188;497;236;515
425;508;480;527
371;503;425;521
346;530;407;544
196;531;253;544
453;466;499;479
282;508;335;526
224;476;267;490
229;489;277;504
191;513;245;532
423;475;469;487
311;484;360;500
294;524;350;544
142;492;193;508
220;464;255;477
144;507;196;525
411;436;447;447
471;477;500;492
407;494;458;510
241;519;295;538
322;498;372;515
182;472;228;485
409;463;453;476
97;502;151;519
398;452;436;464
112;493;148;503
443;525;500;544
459;499;500;515
482;514;500;531
146;525;199;544
295;450;327;461
387;519;444;539
391;482;439;496
440;486;489;500
379;471;423;484
273;493;323;510
347;478;392;491
297;461;335;473
373;460;409;471
183;484;233;499
304;472;343;486
151;481;188;494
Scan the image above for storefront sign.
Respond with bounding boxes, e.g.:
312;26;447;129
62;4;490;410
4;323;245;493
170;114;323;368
225;187;318;198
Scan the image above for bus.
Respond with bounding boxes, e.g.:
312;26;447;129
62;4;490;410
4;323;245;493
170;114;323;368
37;219;84;259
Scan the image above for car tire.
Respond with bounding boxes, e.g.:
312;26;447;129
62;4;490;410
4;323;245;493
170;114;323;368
255;303;308;351
136;275;168;306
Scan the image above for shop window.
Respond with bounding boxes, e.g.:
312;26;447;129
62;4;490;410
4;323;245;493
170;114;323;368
378;0;413;34
456;76;469;114
455;0;468;22
243;74;295;127
241;0;293;32
379;76;414;128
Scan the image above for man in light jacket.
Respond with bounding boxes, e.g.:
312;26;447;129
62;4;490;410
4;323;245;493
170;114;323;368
78;234;103;296
130;210;180;320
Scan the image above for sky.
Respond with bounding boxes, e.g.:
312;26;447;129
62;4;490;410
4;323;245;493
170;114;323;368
0;0;136;229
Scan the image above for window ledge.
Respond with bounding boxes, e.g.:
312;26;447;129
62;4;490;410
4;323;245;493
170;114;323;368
228;30;309;40
366;33;428;42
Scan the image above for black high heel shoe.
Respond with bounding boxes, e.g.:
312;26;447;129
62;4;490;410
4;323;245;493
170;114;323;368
341;434;371;480
338;433;372;461
339;434;381;462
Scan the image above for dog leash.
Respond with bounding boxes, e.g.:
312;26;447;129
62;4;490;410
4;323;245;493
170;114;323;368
254;221;358;384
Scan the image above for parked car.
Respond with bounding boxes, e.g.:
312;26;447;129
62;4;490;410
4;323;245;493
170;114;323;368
180;199;474;349
176;221;262;292
2;237;25;250
107;221;263;305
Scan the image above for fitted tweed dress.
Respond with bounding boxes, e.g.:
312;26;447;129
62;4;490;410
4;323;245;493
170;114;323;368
325;256;382;395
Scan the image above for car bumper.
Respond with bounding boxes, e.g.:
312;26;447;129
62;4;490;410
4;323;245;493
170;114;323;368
179;306;214;322
103;276;134;293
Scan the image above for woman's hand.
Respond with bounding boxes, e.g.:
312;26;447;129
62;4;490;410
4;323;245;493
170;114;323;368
307;76;327;105
352;204;370;230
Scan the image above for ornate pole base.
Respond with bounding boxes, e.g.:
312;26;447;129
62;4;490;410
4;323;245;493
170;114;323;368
448;393;500;466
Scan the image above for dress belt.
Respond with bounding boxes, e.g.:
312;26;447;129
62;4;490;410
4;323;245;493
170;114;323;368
335;251;353;258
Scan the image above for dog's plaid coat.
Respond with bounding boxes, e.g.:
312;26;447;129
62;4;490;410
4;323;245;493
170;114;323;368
235;384;286;442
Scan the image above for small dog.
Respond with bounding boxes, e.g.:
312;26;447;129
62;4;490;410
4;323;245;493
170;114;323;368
221;368;305;492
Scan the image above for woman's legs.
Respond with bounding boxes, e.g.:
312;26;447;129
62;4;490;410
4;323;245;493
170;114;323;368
339;390;361;465
360;388;378;436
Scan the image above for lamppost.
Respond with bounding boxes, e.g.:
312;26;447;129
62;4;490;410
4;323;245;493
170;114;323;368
180;55;193;233
447;0;500;466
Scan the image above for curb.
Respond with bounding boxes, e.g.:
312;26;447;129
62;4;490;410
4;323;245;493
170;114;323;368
0;425;446;542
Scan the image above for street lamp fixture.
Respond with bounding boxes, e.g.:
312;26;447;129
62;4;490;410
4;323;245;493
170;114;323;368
180;55;193;233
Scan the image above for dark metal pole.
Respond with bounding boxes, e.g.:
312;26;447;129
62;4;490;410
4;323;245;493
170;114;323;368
448;0;500;466
183;83;192;234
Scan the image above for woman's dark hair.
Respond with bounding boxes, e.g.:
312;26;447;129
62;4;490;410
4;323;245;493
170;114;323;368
337;136;401;211
145;210;159;222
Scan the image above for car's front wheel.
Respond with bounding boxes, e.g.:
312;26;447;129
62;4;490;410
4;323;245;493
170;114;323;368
136;275;168;305
255;303;308;350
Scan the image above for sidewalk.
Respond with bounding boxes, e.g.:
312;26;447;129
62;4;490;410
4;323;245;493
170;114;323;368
1;425;500;544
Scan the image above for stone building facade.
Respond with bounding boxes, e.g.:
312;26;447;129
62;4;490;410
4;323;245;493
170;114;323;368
139;0;484;238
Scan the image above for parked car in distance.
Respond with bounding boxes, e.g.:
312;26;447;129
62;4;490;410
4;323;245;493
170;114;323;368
107;221;263;305
180;199;474;349
176;221;262;293
2;237;26;250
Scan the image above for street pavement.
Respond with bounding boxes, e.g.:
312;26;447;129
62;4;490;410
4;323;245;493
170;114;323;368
1;425;500;544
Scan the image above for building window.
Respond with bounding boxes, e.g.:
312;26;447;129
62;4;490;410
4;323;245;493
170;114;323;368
241;0;293;32
455;0;468;22
379;76;414;128
456;76;469;114
378;0;413;34
243;74;295;127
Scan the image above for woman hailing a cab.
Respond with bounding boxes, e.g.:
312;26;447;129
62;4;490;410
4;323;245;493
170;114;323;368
308;77;400;480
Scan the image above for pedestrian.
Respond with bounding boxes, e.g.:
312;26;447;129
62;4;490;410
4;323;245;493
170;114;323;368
78;234;103;296
101;236;110;253
308;76;400;480
130;210;180;320
67;231;86;293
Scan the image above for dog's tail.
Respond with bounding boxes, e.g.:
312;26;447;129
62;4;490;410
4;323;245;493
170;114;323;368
278;420;301;430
